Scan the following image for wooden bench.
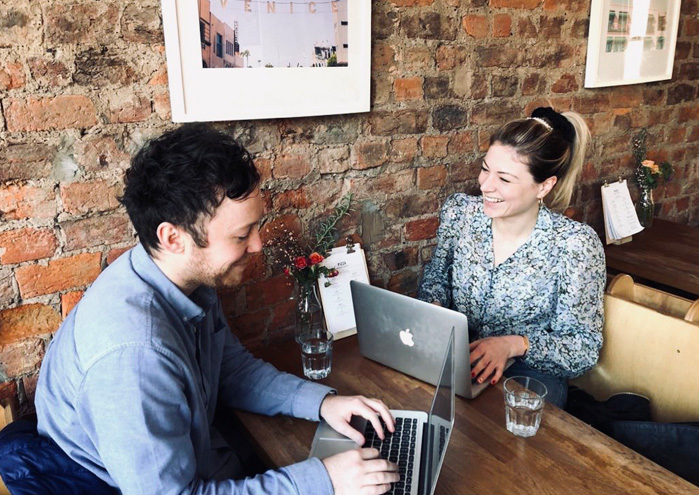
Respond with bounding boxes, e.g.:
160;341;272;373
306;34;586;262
571;279;699;423
607;273;699;323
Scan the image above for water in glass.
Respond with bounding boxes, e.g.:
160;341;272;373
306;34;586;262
300;333;333;380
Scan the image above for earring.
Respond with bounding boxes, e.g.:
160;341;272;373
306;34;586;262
538;197;543;206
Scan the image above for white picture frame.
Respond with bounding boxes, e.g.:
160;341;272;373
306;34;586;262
161;0;371;122
584;0;681;88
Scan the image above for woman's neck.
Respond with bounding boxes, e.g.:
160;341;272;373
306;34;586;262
490;206;540;266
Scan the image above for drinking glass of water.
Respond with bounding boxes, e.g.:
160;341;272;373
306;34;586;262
298;330;333;380
503;376;547;437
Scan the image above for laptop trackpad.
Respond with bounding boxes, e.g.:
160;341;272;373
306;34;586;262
310;416;367;459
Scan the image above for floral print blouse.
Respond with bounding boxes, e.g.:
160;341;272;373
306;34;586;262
418;194;605;378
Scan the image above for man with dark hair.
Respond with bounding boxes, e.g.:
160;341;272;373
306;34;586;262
35;124;399;495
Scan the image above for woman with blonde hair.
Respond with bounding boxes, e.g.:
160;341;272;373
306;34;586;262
418;107;605;408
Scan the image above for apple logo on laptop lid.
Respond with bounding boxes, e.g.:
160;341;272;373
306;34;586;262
399;328;415;347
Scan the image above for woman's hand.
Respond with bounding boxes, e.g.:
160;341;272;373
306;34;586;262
469;335;526;385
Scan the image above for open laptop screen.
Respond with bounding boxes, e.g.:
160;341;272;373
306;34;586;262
422;328;455;495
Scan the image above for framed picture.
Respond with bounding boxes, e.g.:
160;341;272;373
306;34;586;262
161;0;370;122
584;0;681;88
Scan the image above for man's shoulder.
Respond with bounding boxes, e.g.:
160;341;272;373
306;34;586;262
70;254;187;366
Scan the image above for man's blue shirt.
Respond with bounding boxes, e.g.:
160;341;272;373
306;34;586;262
35;244;335;495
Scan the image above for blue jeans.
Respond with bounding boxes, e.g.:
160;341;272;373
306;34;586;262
504;359;568;409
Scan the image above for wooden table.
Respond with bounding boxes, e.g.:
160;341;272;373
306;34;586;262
604;219;699;298
236;336;698;494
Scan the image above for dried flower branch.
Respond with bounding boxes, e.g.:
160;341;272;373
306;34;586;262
265;193;353;287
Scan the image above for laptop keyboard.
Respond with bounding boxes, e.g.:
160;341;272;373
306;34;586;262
362;417;418;495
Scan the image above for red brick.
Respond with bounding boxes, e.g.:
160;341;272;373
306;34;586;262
73;135;131;172
394;77;423;101
28;57;71;88
353;141;390;170
543;0;587;11
108;94;151;123
153;90;171;120
0;304;61;346
121;4;162;43
0;62;26;90
391;138;419;163
493;14;512;37
0;227;57;264
405;217;439;241
0;339;45;377
15;253;102;299
436;46;468;71
421;136;449;158
107;245;133;265
462;15;488;38
369;110;428;136
318;147;350;174
148;65;168;86
0;142;56;182
0;184;56;220
373;42;396;70
0;268;14;306
551;74;579;93
61;290;84;319
679;106;699;123
490;0;539;7
389;0;434;5
417;166;447;190
448;132;476;154
61;213;133;251
450;158;481;183
299;181;343;213
5;95;98;131
272;189;311;210
518;17;538;38
387;270;419;297
404;48;432;72
383;247;419;271
348;170;414;200
45;3;120;44
573;94;611;114
272;154;311;179
0;2;41;47
685;17;699;36
60;181;123;215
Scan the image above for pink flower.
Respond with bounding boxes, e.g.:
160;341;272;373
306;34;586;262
642;159;660;174
283;267;290;276
294;256;308;269
309;252;324;265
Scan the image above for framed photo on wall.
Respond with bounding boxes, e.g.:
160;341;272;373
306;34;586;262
161;0;370;122
584;0;681;88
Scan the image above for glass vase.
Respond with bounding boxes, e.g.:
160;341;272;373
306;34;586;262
636;187;654;228
294;281;326;343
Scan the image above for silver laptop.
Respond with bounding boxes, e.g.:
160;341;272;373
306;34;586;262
351;280;512;399
310;329;455;495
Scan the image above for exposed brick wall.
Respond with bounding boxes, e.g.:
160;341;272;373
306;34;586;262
0;0;697;414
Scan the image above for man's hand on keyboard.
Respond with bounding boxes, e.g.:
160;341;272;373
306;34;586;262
320;395;395;445
322;447;399;495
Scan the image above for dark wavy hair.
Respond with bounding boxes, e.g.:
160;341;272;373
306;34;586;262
120;123;260;255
